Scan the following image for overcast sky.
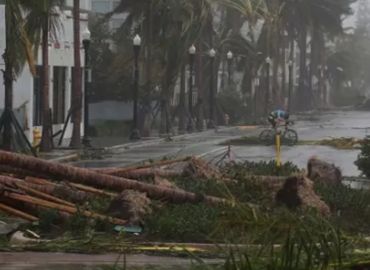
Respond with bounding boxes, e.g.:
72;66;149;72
343;2;358;28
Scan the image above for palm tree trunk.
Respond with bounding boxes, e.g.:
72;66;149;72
272;56;279;106
308;24;316;108
70;0;82;147
178;65;186;134
281;29;286;102
298;25;308;110
195;39;204;131
40;17;52;152
2;17;13;151
0;150;224;205
141;2;153;137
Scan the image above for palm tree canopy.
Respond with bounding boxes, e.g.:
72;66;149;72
1;0;38;76
20;0;65;57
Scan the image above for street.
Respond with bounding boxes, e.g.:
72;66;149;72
69;110;370;178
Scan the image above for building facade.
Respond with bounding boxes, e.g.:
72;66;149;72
0;5;88;143
91;0;128;30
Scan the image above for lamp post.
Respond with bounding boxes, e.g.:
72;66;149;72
207;48;215;129
187;45;196;133
264;56;271;115
129;34;141;140
288;60;293;112
82;27;92;147
227;51;233;86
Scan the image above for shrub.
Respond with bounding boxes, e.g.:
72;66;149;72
355;135;370;178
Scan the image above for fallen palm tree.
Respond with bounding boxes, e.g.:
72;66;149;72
14;183;74;207
0;184;127;225
0;175;94;204
0;202;38;222
98;156;191;174
110;169;183;179
0;151;224;205
24;177;118;198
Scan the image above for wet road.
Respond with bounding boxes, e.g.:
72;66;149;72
70;110;370;177
222;110;370;176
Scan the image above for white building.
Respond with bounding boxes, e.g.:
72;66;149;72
66;0;91;11
0;5;89;143
91;0;128;30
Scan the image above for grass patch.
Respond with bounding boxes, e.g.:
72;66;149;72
223;135;362;150
297;137;362;149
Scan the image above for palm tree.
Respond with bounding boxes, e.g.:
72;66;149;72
279;0;354;109
1;0;36;151
70;0;82;147
22;0;65;152
110;0;210;134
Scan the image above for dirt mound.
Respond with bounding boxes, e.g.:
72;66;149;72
182;156;233;182
275;176;330;216
105;190;152;226
307;157;342;185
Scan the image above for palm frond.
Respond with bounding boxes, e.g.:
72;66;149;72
21;0;65;60
5;0;36;76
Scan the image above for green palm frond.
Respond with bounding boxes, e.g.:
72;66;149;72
20;0;65;59
5;0;36;76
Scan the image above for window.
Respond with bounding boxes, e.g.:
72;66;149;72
53;66;67;124
112;18;124;29
91;1;110;13
113;1;120;10
33;66;42;126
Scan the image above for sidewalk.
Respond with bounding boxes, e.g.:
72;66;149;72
45;127;239;163
0;252;223;269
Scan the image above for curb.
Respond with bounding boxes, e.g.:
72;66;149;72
106;126;237;152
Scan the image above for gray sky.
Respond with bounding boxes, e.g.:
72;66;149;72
343;2;358;28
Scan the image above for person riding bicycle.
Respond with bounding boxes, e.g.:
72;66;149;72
268;109;290;132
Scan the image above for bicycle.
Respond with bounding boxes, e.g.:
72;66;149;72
259;122;299;146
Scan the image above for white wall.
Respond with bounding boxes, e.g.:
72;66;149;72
0;5;88;142
66;0;91;11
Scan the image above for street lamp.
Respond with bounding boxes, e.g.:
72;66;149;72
207;48;216;129
227;51;233;86
129;34;141;140
186;45;196;133
288;60;293;112
82;27;92;147
264;56;271;115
